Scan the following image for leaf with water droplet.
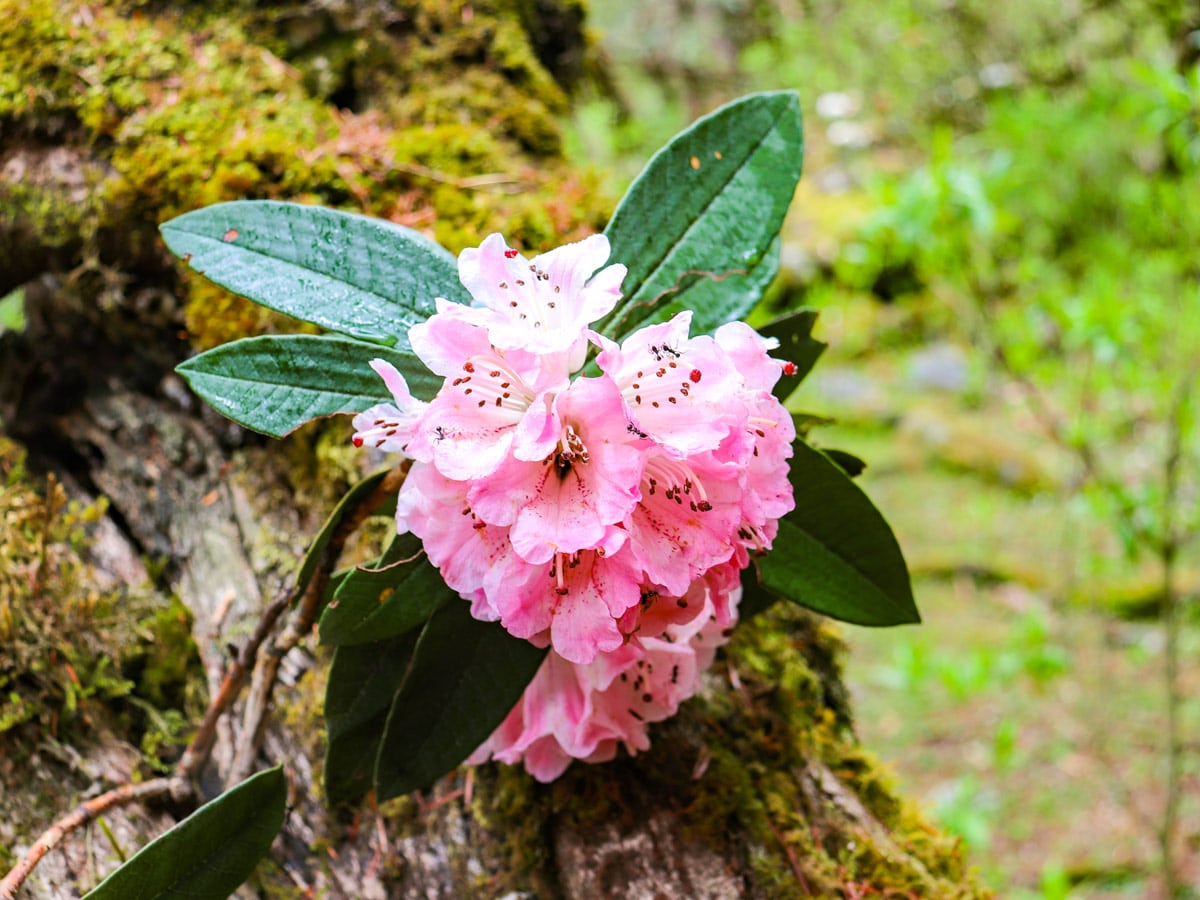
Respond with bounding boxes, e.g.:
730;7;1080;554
162;201;468;349
176;333;438;438
599;91;804;341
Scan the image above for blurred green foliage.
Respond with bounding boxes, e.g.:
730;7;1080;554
578;0;1200;594
0;290;24;336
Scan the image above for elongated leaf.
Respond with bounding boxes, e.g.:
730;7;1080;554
822;448;867;478
84;767;286;900
319;533;455;645
738;564;779;620
161;200;467;348
295;468;398;607
176;334;438;438
374;601;547;800
600;91;803;341
324;633;419;805
760;307;826;400
755;441;919;626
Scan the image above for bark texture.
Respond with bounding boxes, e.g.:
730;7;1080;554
0;1;988;896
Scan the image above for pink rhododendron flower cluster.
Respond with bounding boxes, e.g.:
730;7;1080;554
353;233;795;780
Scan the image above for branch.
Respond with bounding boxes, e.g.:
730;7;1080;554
229;463;409;783
0;776;187;900
172;589;291;780
1158;369;1193;899
606;265;753;337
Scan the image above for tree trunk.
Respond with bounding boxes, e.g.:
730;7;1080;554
0;1;987;896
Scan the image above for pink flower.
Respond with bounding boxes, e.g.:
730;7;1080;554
351;360;428;452
456;233;627;373
594;311;741;457
468;578;740;782
620;450;741;597
483;541;643;663
467;375;643;565
353;232;797;771
393;462;510;622
404;308;561;480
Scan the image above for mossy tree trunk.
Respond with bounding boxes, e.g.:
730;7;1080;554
0;1;987;896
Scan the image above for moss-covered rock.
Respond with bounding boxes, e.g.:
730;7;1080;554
0;434;204;871
344;604;990;897
0;0;610;349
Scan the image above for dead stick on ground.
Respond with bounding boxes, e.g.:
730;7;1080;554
1;463;407;897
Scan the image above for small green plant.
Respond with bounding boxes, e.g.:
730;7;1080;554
932;773;995;852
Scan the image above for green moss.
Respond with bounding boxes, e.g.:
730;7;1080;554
466;764;558;896
1;0;611;350
459;604;989;897
0;435;204;775
713;606;988;896
0;436;129;737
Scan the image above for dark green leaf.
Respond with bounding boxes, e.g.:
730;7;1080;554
374;601;547;800
791;411;836;438
161;200;467;348
324;634;419;805
295;468;397;607
756;441;919;626
600;91;803;341
323;566;353;603
760;307;827;400
822;448;867;478
83;767;286;900
738;564;779;619
176;334;438;438
319;533;456;646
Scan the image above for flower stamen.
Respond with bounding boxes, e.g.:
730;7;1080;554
643;455;712;512
452;353;536;414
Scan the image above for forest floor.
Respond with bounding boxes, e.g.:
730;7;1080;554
794;300;1200;897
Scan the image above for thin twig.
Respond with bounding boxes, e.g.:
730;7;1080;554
605;266;753;337
948;278;1144;541
391;161;522;192
1158;372;1191;900
173;589;291;780
763;815;813;897
0;777;187;900
228;464;408;783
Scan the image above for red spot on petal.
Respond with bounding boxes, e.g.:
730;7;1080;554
689;369;702;383
222;228;238;242
504;249;519;258
352;435;364;447
782;361;798;376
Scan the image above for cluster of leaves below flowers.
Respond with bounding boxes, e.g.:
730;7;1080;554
351;232;795;780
